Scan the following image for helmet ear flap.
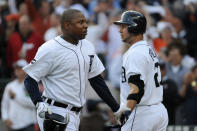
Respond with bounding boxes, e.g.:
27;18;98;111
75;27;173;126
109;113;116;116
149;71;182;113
128;25;133;33
127;25;139;34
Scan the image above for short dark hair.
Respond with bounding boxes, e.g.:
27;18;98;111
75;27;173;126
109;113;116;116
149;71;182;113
36;0;47;9
60;9;81;29
167;40;186;57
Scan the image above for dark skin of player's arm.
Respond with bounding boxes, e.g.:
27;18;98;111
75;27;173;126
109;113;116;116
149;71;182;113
127;83;139;110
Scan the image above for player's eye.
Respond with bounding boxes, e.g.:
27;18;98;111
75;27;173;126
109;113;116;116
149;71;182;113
79;20;86;24
120;24;128;28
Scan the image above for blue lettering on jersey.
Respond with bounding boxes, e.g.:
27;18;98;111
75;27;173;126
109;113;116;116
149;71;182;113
149;48;156;61
122;66;126;83
89;55;94;72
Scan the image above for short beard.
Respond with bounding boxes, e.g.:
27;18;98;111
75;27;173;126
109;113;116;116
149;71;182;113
123;34;136;44
123;34;134;44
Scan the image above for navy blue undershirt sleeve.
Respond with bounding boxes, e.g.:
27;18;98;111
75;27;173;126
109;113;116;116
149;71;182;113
89;74;120;112
24;75;43;105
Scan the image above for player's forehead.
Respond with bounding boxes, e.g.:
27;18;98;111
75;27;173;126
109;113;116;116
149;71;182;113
71;13;86;23
119;23;129;28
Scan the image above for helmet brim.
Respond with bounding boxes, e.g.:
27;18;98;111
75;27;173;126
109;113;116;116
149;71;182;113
113;21;130;25
113;21;137;27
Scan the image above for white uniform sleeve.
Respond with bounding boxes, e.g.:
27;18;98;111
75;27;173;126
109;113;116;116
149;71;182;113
88;53;105;79
23;46;54;82
126;51;148;81
1;85;10;120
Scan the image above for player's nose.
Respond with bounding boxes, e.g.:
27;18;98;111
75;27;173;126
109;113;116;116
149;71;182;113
119;28;123;33
83;22;88;29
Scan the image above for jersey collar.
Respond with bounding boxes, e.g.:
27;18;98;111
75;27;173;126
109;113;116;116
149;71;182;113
54;35;82;48
128;40;148;51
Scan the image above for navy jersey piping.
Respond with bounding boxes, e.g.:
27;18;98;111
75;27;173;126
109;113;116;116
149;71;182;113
53;39;82;106
80;41;86;102
131;107;137;131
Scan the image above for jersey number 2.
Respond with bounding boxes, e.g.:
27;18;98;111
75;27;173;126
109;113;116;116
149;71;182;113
154;62;161;87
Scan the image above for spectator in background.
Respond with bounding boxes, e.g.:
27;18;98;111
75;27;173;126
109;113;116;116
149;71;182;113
4;2;28;42
160;61;182;125
44;13;61;41
88;0;121;17
86;0;109;51
171;17;187;44
8;0;28;15
0;0;10;77
165;42;189;90
1;59;36;131
183;1;197;60
17;2;28;16
153;21;176;54
25;0;51;37
179;65;197;125
165;41;189;125
69;0;89;19
6;15;44;74
53;0;90;19
5;14;19;41
0;53;6;77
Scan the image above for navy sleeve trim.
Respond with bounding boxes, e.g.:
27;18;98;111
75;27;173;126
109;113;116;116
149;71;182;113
24;75;43;105
89;74;120;112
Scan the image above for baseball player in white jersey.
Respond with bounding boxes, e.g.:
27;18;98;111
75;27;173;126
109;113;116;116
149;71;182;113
23;9;120;131
113;11;168;131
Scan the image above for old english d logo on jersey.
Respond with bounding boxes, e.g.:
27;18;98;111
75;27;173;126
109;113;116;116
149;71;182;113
89;55;94;72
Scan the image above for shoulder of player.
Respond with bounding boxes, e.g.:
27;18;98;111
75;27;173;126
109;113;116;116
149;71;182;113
132;43;153;56
125;48;149;65
80;39;95;50
129;47;147;58
38;39;58;52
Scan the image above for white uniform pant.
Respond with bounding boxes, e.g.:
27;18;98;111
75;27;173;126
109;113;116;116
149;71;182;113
121;103;168;131
37;105;80;131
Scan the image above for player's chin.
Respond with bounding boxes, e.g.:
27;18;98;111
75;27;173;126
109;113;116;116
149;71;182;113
79;33;87;39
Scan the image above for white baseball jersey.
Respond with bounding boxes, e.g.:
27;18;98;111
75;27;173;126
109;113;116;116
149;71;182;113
120;40;163;107
23;35;104;107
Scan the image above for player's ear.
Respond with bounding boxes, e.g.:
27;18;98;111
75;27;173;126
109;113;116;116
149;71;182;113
63;22;71;30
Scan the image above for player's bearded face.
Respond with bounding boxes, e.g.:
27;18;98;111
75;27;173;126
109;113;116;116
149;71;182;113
70;14;88;40
119;24;132;43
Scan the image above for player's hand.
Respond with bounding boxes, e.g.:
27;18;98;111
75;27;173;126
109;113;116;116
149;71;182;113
4;119;12;130
114;106;132;126
8;90;15;99
36;102;52;118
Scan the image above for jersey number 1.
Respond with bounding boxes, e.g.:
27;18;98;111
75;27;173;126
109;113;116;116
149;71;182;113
154;62;161;87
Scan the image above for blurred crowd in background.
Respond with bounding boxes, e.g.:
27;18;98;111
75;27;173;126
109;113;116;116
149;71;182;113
0;0;197;130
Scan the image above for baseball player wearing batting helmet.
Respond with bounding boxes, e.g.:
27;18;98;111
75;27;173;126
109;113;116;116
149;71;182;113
113;10;168;130
23;9;120;131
